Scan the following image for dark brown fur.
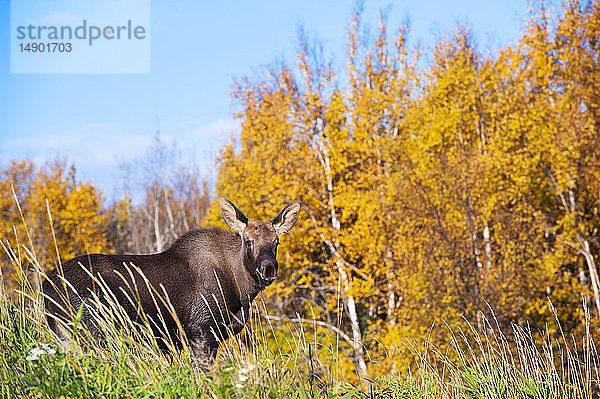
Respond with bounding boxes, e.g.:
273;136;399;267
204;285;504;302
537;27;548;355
43;200;300;362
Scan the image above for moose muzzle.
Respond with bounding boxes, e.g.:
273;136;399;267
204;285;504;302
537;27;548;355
256;253;278;286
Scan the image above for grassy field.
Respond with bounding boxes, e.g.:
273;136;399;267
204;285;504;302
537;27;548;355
1;242;599;398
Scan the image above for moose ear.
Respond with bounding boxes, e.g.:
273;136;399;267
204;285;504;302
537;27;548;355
271;202;301;235
220;198;248;234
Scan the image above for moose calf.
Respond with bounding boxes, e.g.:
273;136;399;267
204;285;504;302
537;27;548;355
43;199;300;363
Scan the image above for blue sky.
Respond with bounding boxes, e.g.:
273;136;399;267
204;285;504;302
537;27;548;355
0;0;529;202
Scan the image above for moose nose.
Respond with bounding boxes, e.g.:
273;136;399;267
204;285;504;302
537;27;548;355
257;251;278;284
258;255;278;281
262;263;277;280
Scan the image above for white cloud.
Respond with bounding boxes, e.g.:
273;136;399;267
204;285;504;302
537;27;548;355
170;117;241;171
5;124;150;168
3;123;152;200
178;117;240;143
1;118;240;201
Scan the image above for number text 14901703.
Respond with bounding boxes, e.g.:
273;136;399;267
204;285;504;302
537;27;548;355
19;43;72;52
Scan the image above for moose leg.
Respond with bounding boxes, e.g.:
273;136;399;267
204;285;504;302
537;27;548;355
229;305;255;348
229;305;250;335
188;328;219;369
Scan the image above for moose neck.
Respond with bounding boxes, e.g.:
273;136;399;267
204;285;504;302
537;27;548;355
233;236;265;304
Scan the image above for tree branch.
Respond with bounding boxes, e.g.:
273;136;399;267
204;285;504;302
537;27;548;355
263;314;353;346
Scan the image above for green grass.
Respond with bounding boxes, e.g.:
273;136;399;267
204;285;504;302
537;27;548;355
1;240;599;398
0;294;308;398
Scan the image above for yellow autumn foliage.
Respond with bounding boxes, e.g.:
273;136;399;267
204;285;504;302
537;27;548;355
211;1;600;378
0;160;109;294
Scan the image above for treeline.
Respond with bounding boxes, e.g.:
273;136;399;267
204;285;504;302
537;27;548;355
0;136;210;294
0;160;107;294
1;0;599;379
210;1;600;376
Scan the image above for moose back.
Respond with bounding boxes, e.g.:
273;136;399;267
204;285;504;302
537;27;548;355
43;199;301;361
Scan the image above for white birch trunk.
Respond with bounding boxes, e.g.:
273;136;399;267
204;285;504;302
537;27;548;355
163;188;177;240
582;239;600;320
315;133;368;380
153;200;163;252
483;223;491;269
335;256;368;378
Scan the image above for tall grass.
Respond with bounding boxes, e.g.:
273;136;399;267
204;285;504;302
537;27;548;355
1;212;599;398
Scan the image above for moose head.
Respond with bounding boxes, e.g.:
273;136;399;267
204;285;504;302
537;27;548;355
220;199;301;286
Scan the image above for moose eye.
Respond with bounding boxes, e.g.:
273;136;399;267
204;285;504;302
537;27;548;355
245;240;253;248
